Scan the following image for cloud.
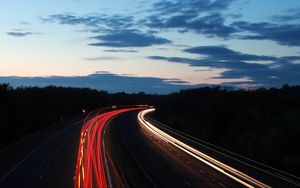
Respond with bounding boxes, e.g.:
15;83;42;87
104;49;138;53
146;13;237;38
0;72;199;94
148;45;277;69
232;21;300;47
42;2;300;47
184;46;276;61
42;1;237;42
42;13;135;31
142;0;238;38
148;45;300;87
152;0;234;15
145;0;300;46
271;8;300;23
43;13;171;48
145;0;237;39
7;32;33;37
148;55;269;70
20;21;30;25
89;30;171;47
164;78;190;84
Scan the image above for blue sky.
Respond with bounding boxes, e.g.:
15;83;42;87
1;0;300;93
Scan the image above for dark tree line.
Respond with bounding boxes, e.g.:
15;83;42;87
1;83;299;175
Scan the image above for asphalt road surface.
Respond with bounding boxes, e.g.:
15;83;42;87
0;117;83;188
1;107;299;188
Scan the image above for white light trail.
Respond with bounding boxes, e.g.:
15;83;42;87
138;108;271;188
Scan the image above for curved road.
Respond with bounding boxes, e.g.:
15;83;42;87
110;110;243;187
107;108;299;188
1;107;299;188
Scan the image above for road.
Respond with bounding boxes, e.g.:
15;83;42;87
0;117;83;188
1;106;299;188
107;108;300;188
0;107;144;188
110;110;243;187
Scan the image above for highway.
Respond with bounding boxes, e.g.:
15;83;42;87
0;106;145;188
106;108;300;188
0;117;83;188
110;110;243;187
1;106;299;188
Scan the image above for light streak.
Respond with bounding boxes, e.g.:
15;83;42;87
74;107;144;188
138;108;271;188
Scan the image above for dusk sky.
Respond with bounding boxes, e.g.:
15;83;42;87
1;0;300;93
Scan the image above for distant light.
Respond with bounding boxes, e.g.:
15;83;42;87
112;105;117;109
82;109;86;113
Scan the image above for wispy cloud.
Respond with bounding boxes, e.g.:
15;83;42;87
184;46;276;61
104;49;138;53
7;31;34;37
42;13;135;31
232;21;300;47
89;30;171;48
271;8;300;23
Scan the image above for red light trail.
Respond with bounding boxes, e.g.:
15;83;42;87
74;107;144;188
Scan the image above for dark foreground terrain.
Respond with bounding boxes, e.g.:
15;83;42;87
1;83;299;177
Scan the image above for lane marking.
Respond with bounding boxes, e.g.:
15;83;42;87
219;182;227;187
